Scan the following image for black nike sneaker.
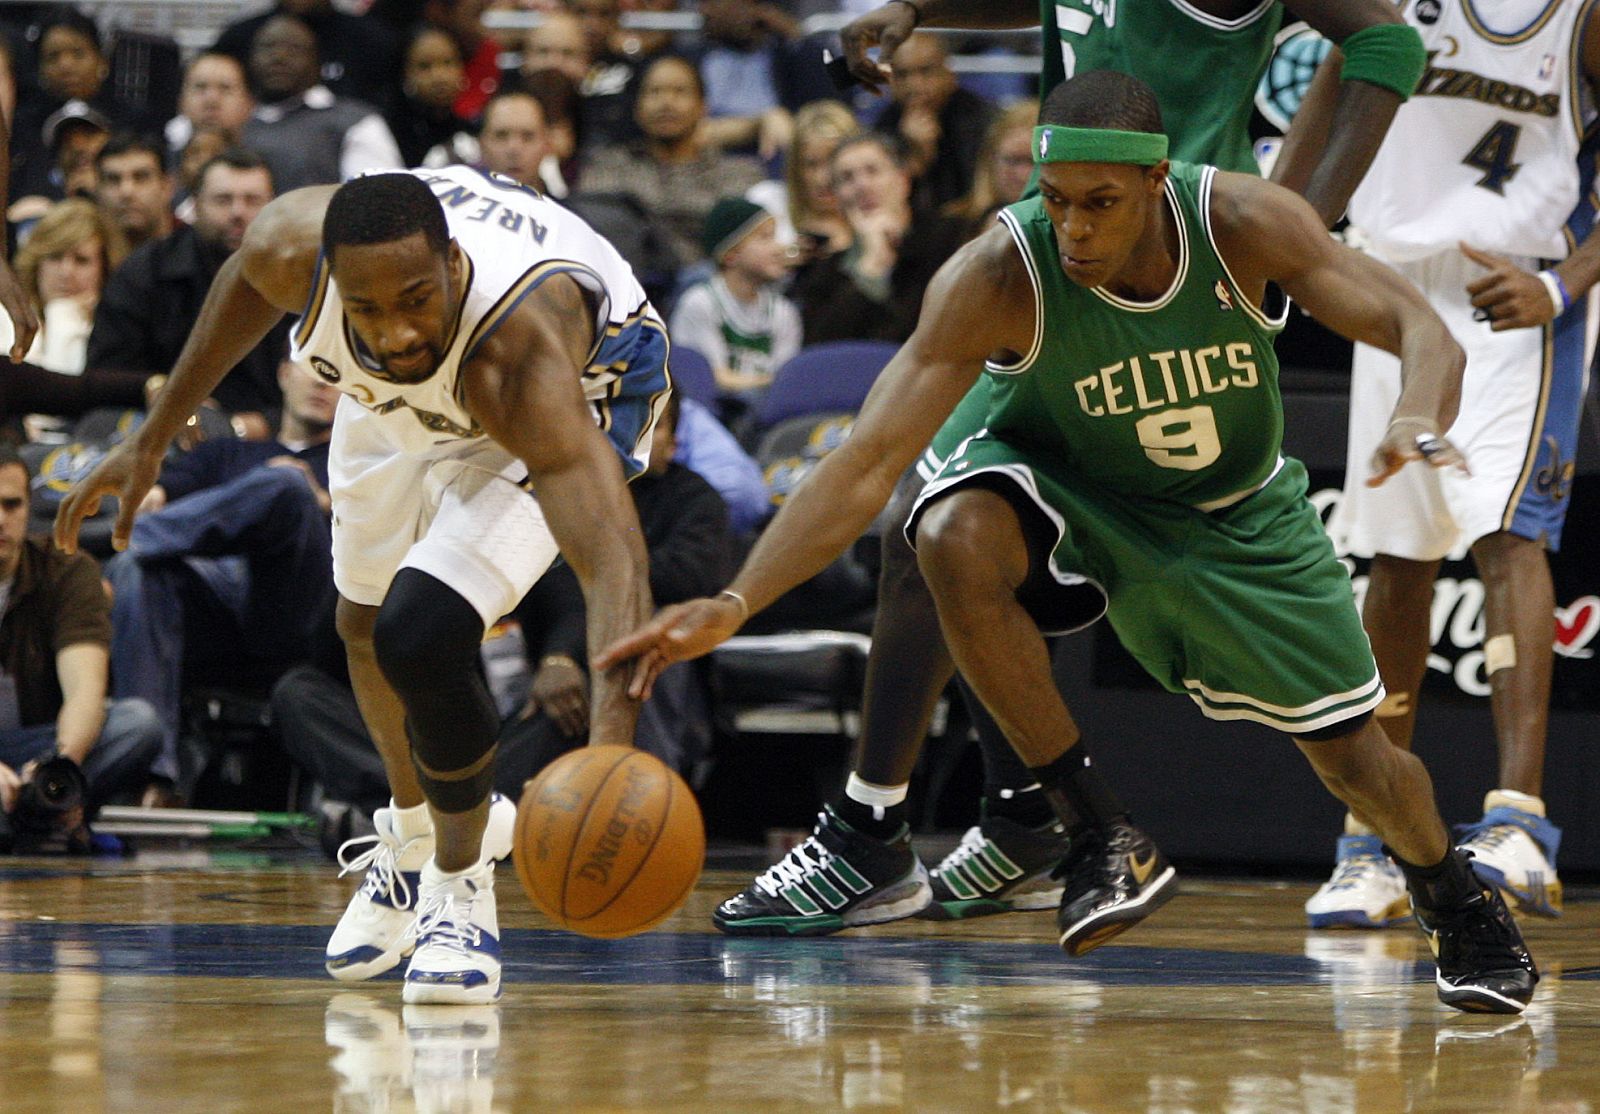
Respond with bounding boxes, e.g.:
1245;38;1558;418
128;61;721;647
1054;821;1177;956
713;808;932;936
921;807;1071;920
1415;869;1539;1015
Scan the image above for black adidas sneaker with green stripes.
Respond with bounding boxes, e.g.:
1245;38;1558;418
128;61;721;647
922;812;1072;920
713;807;933;936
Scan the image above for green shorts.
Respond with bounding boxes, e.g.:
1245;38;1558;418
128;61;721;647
907;435;1384;735
919;378;993;482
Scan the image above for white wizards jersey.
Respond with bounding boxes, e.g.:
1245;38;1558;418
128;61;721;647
1349;0;1598;262
290;165;667;464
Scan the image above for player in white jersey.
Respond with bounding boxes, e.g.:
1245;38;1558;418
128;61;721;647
52;167;671;1003
1283;0;1600;928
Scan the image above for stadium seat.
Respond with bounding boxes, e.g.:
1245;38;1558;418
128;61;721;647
750;340;899;433
669;346;718;408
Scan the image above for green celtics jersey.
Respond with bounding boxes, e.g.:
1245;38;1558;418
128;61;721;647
982;160;1287;508
1039;0;1282;173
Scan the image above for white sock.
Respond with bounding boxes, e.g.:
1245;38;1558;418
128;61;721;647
1487;789;1545;817
845;773;908;822
1344;813;1376;837
390;800;433;842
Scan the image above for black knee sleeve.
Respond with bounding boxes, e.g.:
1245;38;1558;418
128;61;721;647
372;568;499;813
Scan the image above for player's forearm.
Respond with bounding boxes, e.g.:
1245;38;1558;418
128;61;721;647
135;254;284;454
1393;311;1465;432
1551;228;1600;303
727;437;904;616
1298;80;1403;228
911;0;1039;29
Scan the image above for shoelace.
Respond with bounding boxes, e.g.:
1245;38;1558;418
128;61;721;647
1457;821;1520;855
337;834;414;910
754;836;836;899
412;889;484;957
1321;853;1392;894
936;827;994;879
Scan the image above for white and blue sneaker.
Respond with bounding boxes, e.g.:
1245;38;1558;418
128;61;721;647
1305;835;1412;929
1457;791;1563;918
328;795;517;981
403;859;503;1005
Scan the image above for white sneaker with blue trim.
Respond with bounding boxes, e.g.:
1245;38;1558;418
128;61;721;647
403;859;503;1005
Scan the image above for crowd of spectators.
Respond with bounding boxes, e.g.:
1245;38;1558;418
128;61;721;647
0;0;1042;842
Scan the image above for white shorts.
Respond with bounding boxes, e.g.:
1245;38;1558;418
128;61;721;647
1331;248;1596;562
329;397;560;626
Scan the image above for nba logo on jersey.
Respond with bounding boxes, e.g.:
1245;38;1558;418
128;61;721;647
1039;130;1051;159
1414;0;1441;24
1214;280;1233;311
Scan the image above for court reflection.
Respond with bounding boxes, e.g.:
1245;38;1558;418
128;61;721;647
326;994;501;1114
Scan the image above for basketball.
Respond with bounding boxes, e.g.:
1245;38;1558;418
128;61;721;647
513;744;705;938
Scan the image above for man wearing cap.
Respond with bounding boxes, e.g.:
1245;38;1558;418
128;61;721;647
598;71;1541;1018
668;197;801;405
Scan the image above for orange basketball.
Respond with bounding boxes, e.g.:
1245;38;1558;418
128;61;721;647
513;745;704;938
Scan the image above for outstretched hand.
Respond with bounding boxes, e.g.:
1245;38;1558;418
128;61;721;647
839;2;919;94
0;258;40;362
1367;416;1469;488
53;440;165;554
593;594;748;702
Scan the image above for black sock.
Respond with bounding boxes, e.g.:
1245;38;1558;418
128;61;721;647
831;792;907;841
1392;847;1479;913
1029;746;1127;835
983;784;1058;829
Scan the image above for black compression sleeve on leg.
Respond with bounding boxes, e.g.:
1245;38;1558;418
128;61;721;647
373;568;500;814
1029;746;1127;834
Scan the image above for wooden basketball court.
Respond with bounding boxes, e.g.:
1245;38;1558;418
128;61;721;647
2;847;1596;1112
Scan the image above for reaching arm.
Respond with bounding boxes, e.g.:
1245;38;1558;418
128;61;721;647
1270;0;1422;227
841;0;1038;93
595;227;1034;688
54;643;109;766
461;275;652;748
52;187;335;554
1212;172;1466;484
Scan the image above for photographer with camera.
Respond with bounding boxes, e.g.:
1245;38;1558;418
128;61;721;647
0;445;162;852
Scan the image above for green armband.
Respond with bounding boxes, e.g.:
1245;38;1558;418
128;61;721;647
1338;22;1428;100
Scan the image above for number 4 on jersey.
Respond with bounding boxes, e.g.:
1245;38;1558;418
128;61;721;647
1462;121;1523;195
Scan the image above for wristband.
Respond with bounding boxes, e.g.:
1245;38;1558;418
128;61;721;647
885;0;921;27
1538;269;1572;317
1339;22;1428;100
716;589;751;623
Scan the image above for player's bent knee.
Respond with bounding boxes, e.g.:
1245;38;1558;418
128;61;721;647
371;568;485;696
413;744;497;814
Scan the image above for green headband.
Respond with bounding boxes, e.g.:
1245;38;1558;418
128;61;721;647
1033;125;1169;166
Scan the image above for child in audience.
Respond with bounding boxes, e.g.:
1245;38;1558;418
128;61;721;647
669;196;800;410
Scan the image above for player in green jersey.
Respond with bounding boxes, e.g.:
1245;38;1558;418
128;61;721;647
599;72;1538;1015
818;0;1429;921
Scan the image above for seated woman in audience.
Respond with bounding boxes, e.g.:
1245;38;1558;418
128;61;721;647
386;25;479;169
13;198;126;376
579;55;766;267
521;68;582;197
790;133;967;345
748;98;859;259
943;98;1038;242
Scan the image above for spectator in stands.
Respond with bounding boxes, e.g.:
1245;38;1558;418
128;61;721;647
791;132;967;344
570;0;673;151
0;445;162;818
581;55;765;267
240;14;403;194
104;358;337;797
520;10;590;86
749;98;858;255
164;52;254;162
87;149;286;428
944;98;1039;240
386;25;477;168
420;0;502;120
669;197;800;409
212;0;402;113
477;87;549;189
13;198;125;377
11;9;160;204
875;33;996;211
521;68;582;196
8;102;112;230
693;0;833;158
94;134;174;255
